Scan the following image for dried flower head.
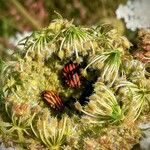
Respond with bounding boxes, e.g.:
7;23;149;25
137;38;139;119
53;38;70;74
12;102;29;116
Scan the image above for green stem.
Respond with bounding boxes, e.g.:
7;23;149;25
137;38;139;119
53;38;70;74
17;129;24;143
10;0;42;30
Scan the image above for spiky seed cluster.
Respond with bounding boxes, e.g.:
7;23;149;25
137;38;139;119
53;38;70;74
31;114;74;149
115;80;150;122
76;82;124;124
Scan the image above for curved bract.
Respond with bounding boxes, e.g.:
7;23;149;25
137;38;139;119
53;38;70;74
85;50;123;85
31;113;74;149
115;80;150;122
76;82;124;124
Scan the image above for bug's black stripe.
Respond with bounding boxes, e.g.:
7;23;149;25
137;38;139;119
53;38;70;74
47;92;57;108
66;74;72;81
51;92;61;108
74;73;79;87
49;92;58;108
63;63;81;88
71;73;80;87
63;63;78;73
64;73;81;88
51;92;62;108
44;95;55;106
53;92;63;107
42;91;63;109
71;79;75;87
72;74;77;87
75;73;81;86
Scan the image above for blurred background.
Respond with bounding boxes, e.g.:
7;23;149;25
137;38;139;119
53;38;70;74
0;0;141;61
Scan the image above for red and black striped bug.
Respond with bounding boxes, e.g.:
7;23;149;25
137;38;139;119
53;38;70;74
62;62;81;88
41;90;64;110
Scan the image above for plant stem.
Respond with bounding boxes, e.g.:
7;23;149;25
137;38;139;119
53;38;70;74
10;0;42;30
17;129;24;143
